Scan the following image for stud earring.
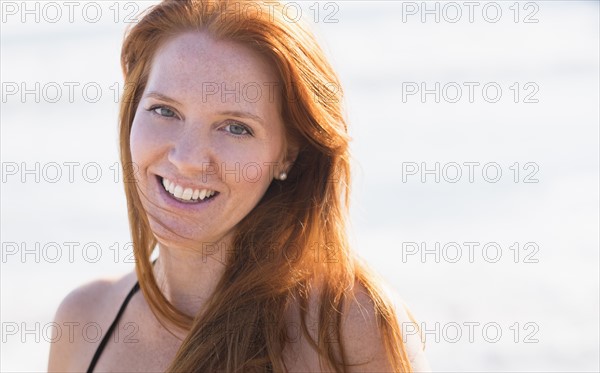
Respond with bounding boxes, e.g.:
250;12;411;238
279;172;287;181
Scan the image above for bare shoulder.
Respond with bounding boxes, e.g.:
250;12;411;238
340;280;432;372
47;270;138;372
282;277;431;372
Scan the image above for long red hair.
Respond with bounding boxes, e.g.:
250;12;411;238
118;0;417;371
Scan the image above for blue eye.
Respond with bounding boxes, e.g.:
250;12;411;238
224;122;252;136
148;105;176;118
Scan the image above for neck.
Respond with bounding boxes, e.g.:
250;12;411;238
152;237;231;319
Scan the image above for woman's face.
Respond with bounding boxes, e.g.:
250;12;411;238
130;31;289;252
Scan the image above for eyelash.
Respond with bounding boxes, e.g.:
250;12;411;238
146;105;178;120
222;122;253;138
145;105;254;138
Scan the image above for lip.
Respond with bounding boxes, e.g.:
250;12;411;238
155;174;219;210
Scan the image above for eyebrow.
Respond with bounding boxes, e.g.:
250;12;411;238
146;91;180;105
218;110;265;127
145;91;266;127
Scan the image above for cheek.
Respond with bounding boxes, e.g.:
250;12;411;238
220;139;282;183
129;114;164;168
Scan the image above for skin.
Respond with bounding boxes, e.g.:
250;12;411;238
47;31;431;372
129;31;296;318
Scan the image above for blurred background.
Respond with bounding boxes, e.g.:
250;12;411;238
1;1;598;371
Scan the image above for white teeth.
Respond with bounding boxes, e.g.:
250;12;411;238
198;189;207;200
161;177;216;202
182;188;193;200
173;185;184;198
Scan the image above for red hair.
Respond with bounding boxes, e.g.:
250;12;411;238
118;0;417;371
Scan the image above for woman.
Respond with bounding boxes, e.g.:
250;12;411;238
48;0;430;371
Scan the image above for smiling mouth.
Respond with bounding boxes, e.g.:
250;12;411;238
159;176;219;204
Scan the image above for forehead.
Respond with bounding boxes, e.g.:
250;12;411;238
145;31;280;110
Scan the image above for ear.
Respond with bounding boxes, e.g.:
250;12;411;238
284;142;300;171
282;140;300;174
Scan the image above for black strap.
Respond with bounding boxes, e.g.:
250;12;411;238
86;281;140;373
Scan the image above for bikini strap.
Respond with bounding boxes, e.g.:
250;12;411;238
86;280;140;373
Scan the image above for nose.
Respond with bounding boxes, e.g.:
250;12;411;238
167;129;216;174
